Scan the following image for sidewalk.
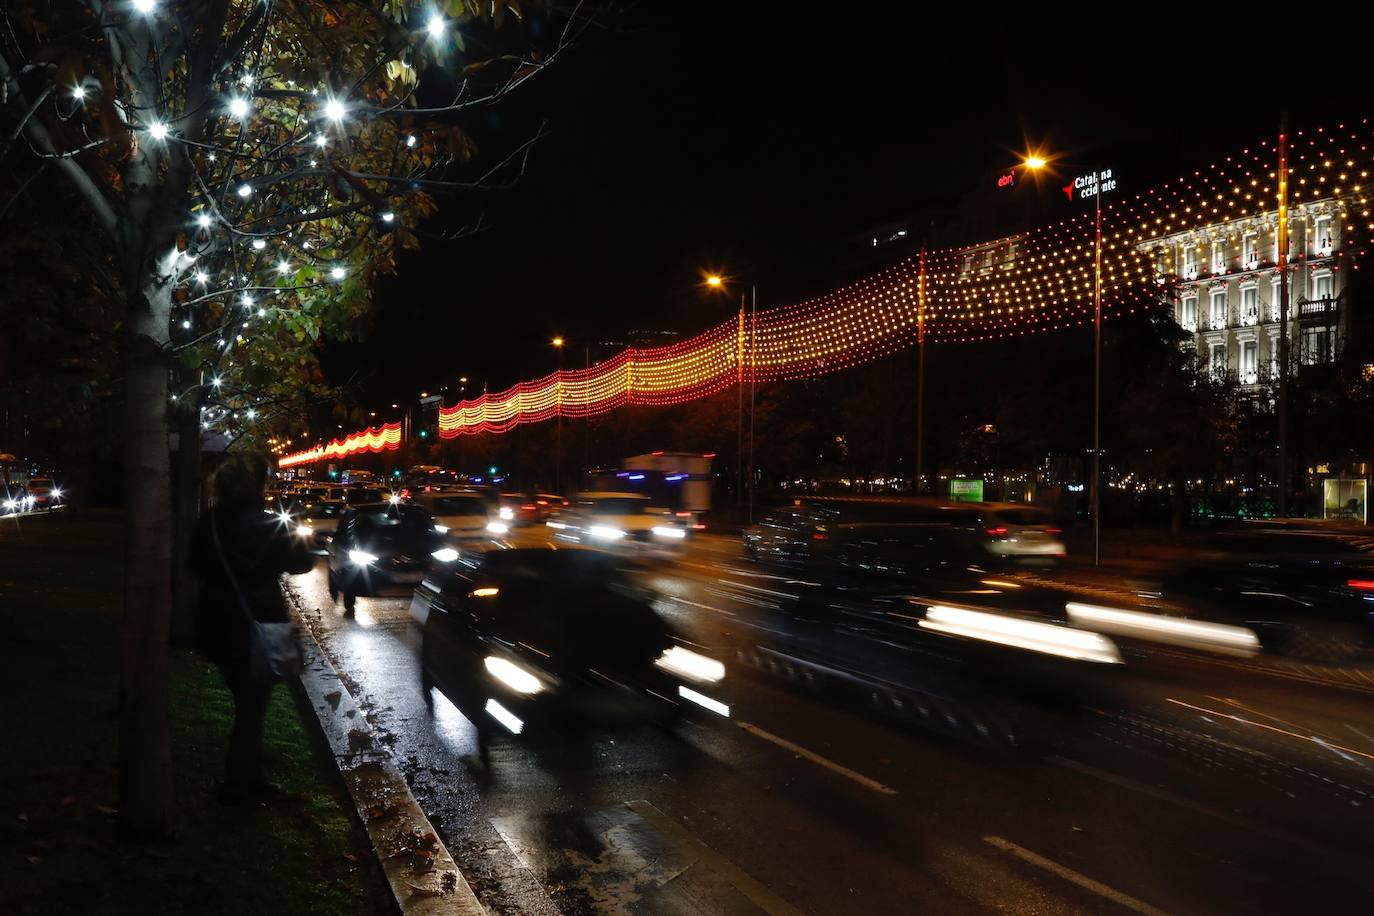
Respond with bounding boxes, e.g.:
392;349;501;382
1;513;390;915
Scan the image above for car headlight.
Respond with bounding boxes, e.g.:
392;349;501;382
484;656;543;694
295;525;314;537
3;499;14;510
655;646;725;683
499;506;515;520
588;525;625;541
50;488;62;499
431;547;459;562
486;521;510;534
348;549;378;566
651;525;686;540
434;524;449;534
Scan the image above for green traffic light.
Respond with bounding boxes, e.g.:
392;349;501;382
419;429;428;438
489;465;498;474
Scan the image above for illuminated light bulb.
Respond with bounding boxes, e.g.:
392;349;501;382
323;99;345;121
194;271;208;284
315;134;328;148
427;14;445;37
330;266;346;280
406;134;417;148
211;377;222;387
146;121;169;140
72;85;86;100
246;409;257;419
251;238;266;250
182;319;191;329
237;183;252;198
277;260;291;274
133;0;155;12
241;295;254;308
196;213;212;228
381;211;395;223
228;97;250;118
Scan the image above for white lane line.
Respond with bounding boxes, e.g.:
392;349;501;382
666;594;736;616
982;835;1171;916
735;721;898;796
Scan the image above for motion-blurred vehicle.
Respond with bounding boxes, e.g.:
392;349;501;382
413;547;729;738
744;498;1063;568
551;492;688;550
494;492;569;526
406;490;499;540
291;501;349;551
1161;528;1374;660
341;468;377;485
3;484;34;514
326;502;449;613
24;477;62;510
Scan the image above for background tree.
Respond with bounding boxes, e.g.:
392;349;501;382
0;0;595;838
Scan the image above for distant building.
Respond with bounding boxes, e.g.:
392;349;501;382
1139;197;1350;388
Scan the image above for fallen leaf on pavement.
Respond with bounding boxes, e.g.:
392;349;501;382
406;881;443;898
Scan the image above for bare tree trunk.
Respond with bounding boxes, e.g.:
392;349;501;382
117;276;175;840
170;399;203;648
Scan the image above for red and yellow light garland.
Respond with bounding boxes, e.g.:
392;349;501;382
278;422;402;468
276;120;1373;464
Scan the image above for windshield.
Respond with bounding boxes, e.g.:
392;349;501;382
432;496;489;516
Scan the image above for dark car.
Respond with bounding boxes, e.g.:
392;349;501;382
327;502;448;614
1161;529;1374;660
412;548;729;741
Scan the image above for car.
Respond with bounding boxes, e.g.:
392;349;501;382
551;492;688;550
25;477;62;510
326;502;449;614
290;501;350;551
1160;529;1374;660
406;490;500;540
493;492;568;526
413;547;729;742
3;484;34;514
960;503;1066;565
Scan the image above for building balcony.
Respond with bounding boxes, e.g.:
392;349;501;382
1297;296;1337;319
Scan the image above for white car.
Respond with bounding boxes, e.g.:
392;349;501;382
973;504;1066;564
551;492;688;551
406;490;500;541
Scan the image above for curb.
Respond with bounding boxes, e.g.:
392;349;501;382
292;613;486;915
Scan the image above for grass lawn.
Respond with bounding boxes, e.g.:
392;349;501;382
0;511;390;915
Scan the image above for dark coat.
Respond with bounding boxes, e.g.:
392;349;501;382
190;503;314;666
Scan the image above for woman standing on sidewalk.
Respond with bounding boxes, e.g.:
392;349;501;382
189;454;314;804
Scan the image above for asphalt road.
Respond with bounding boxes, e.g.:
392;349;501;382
289;531;1374;915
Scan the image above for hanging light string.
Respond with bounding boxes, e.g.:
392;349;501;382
278;120;1371;463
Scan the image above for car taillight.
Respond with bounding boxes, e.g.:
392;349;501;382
675;511;692;517
1045;527;1062;534
812;532;827;541
521;504;536;510
986;527;1008;537
1346;579;1374;591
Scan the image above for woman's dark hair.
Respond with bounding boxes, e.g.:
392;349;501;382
212;453;269;509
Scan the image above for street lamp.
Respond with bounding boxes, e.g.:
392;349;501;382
703;271;756;515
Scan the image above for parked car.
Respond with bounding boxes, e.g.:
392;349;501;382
413;547;729;742
326;502;449;614
551;492;688;550
405;490;499;540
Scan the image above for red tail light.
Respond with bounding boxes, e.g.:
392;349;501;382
675;511;692;517
521;504;536;510
986;527;1008;537
1045;527;1062;534
1346;579;1374;591
812;532;828;541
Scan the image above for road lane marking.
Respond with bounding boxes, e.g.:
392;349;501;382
982;835;1171;916
735;721;898;795
666;594;737;616
1166;697;1374;763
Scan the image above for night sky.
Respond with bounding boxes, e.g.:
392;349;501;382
322;3;1368;410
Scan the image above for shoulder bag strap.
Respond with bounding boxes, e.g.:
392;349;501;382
209;509;258;625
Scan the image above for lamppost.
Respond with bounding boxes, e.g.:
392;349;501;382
552;336;565;493
706;274;751;509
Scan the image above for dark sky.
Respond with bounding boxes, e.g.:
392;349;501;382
322;3;1367;411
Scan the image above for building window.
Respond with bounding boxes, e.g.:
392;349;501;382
1180;296;1198;331
1242;235;1258;268
1312;271;1333;302
1313;216;1332;255
1301;326;1331;365
1183;247;1199;279
1240;340;1258;384
1271;278;1284;321
1212;240;1227;273
1210;289;1228;329
1210;342;1227;381
961;253;974;274
1240;286;1259;325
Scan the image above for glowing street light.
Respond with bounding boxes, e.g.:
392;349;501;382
706;275;723;288
551;336;565;348
1023;155;1047;170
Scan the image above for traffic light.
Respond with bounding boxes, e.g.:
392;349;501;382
489;465;498;475
329;470;339;479
419;429;428;438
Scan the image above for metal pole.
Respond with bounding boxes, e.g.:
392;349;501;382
1093;171;1103;567
916;244;927;496
737;294;745;507
555;349;563;494
748;284;757;523
582;344;590;491
1277;114;1291;518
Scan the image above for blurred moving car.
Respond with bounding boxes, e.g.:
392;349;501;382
413;548;729;739
3;484;34;514
552;492;688;549
1161;528;1374;660
406;490;498;540
24;477;62;510
493;492;569;526
744;498;1063;568
291;501;349;551
326;502;448;614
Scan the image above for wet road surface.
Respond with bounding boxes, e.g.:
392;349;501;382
288;531;1374;915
